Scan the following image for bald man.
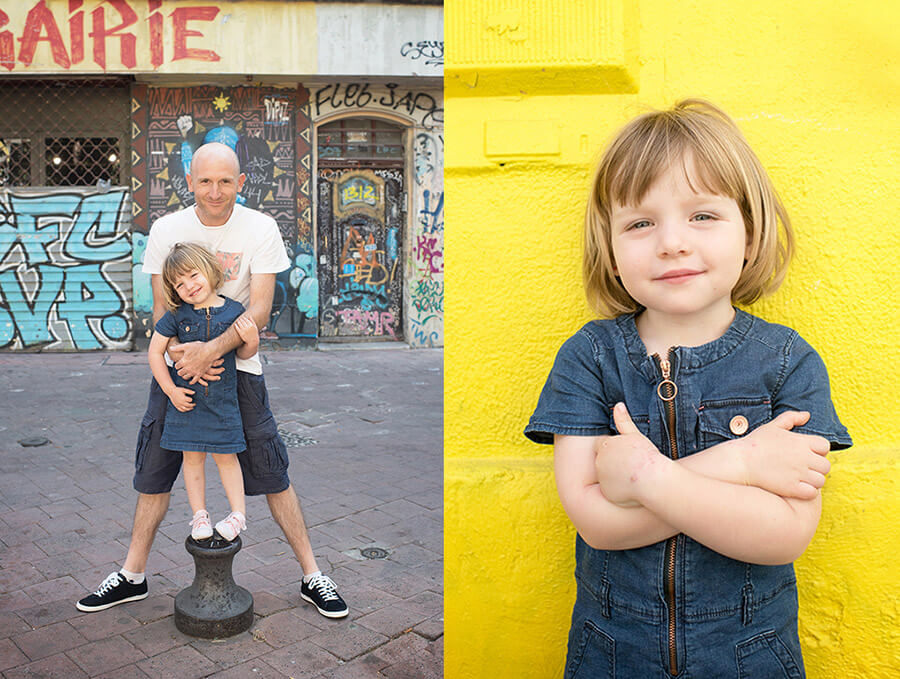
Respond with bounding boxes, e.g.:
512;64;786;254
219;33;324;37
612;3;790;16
77;143;348;619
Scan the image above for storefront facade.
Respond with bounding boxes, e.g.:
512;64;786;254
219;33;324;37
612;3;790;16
0;0;443;350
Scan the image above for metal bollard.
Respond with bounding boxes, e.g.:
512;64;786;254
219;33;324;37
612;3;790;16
174;535;253;638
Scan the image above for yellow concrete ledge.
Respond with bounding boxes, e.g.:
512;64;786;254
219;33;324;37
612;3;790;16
445;448;900;678
446;0;638;98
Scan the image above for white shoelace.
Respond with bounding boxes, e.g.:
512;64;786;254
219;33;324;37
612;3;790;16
94;571;123;596
307;574;339;601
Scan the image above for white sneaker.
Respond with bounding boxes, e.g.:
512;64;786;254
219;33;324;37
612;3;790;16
189;510;213;540
215;511;246;541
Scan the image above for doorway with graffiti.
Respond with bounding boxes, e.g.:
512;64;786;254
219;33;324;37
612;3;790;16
317;118;405;340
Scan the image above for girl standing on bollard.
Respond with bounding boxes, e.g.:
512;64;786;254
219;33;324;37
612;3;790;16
525;100;851;677
148;242;258;542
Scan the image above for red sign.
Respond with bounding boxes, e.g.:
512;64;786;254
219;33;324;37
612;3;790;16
0;0;222;71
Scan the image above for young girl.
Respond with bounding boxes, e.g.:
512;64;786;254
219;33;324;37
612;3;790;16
149;242;260;542
525;100;851;678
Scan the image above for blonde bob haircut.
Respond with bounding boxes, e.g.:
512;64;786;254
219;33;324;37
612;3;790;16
584;99;794;318
161;242;224;312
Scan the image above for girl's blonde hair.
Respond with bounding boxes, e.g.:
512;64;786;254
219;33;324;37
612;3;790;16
584;98;794;317
161;242;224;312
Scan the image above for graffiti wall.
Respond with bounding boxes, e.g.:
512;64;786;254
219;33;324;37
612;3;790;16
312;82;444;347
131;84;315;344
317;168;404;339
410;129;444;348
0;188;132;350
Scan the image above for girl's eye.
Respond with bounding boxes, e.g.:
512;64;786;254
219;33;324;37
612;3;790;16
627;219;652;230
693;213;715;222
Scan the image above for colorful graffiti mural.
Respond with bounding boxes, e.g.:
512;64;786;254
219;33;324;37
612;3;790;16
0;188;132;350
311;82;443;347
130;84;314;343
317;168;403;339
409;131;444;348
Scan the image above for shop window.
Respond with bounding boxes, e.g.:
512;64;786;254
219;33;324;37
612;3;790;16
0;138;31;187
318;118;404;167
44;137;121;187
0;79;129;187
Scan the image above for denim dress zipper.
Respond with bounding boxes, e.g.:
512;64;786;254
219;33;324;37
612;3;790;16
205;307;211;397
656;350;680;676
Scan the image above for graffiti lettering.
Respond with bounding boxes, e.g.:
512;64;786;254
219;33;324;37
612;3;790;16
0;189;131;349
415;234;442;275
417;189;443;235
408;132;443;347
334;308;396;338
313;82;443;128
3;0;222;72
409;315;440;347
411;279;443;313
263;96;291;141
339;226;391;290
400;40;444;66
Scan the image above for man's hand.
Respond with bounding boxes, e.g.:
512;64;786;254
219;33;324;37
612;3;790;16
167;386;195;412
169;341;225;386
738;411;831;500
594;403;669;508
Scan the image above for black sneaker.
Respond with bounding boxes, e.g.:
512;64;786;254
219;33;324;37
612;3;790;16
76;572;148;612
300;573;348;618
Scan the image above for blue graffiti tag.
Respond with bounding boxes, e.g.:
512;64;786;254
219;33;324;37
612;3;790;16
0;190;131;350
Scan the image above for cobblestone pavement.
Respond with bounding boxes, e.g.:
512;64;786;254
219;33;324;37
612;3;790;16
0;348;442;678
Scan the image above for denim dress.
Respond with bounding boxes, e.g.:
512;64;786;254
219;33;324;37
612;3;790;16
525;309;851;679
155;296;246;455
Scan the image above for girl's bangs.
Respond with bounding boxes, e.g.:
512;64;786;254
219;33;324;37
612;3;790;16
605;121;740;209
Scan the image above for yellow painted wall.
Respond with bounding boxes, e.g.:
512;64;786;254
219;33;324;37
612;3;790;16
444;1;900;677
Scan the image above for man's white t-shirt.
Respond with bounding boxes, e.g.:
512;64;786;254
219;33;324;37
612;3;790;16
142;204;290;374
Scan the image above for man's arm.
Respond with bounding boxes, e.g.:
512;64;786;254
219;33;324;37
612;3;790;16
171;273;276;382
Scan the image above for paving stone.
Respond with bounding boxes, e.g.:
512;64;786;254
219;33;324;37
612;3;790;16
318;652;391;679
66;636;145;676
22;576;86;607
188;631;270;670
121;594;174;624
15;599;82;628
0;637;29;672
94;664;153;679
354;592;438;638
12;621;86;661
0;592;35;613
0;565;45;592
69;606;141;641
135;644;218;679
250;610;321;648
2;651;90;679
204;658;284;679
258;641;340;678
122;617;192;657
308;622;389;661
247;591;291;617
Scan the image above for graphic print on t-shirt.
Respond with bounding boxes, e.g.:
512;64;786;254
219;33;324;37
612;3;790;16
216;251;243;282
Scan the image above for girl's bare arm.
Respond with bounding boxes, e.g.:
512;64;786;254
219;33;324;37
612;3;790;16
555;407;830;562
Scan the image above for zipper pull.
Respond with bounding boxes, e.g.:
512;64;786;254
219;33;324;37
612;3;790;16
206;308;211;320
657;357;678;401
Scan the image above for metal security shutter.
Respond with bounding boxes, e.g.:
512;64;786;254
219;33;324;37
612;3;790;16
0;79;133;351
